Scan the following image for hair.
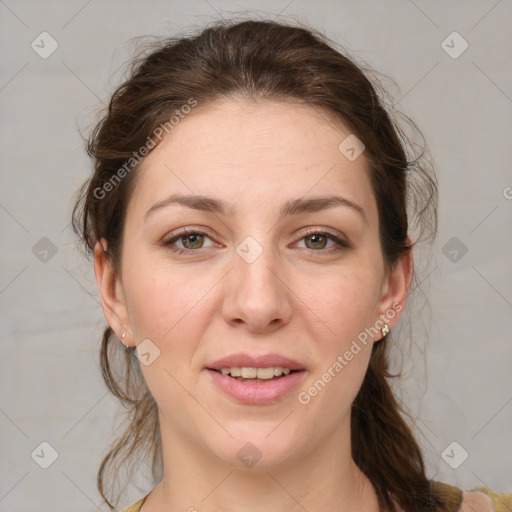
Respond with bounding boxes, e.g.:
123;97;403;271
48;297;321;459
72;18;442;511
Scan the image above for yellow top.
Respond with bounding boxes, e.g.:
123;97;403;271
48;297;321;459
474;487;512;512
121;481;512;512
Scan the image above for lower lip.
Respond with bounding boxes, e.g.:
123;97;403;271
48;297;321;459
206;369;306;405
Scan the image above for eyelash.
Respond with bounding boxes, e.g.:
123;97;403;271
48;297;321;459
161;227;351;255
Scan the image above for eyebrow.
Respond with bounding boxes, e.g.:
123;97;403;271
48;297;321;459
145;193;367;224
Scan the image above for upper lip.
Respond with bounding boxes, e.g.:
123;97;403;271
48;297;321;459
206;353;305;371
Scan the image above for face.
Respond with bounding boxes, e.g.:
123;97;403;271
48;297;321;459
95;97;410;470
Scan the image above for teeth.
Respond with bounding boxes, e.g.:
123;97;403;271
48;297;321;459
219;366;294;379
256;367;274;379
241;367;257;379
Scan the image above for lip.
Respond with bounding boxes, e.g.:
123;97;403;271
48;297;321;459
206;368;307;405
206;353;305;371
205;352;307;405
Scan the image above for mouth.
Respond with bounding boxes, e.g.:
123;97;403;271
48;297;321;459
204;354;306;404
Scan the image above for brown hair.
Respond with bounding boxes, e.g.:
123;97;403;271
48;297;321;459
72;19;442;511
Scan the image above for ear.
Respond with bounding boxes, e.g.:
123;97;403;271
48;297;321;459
375;239;413;340
94;239;134;346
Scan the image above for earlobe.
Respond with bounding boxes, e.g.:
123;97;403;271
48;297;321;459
93;239;132;345
376;242;413;337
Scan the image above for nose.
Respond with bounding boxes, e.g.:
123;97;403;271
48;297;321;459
221;240;293;334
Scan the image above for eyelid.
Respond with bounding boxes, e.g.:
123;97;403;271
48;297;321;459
162;226;219;248
161;226;351;253
295;227;351;250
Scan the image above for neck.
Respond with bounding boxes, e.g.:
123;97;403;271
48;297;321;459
143;413;380;512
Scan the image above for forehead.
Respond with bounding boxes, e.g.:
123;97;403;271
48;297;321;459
129;98;376;222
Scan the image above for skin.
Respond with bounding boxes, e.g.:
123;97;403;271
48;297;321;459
94;97;412;512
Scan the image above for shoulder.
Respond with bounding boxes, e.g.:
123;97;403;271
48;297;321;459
120;494;149;512
121;484;512;512
430;480;512;512
461;487;512;512
119;485;512;512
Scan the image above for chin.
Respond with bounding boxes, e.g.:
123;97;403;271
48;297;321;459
204;427;303;470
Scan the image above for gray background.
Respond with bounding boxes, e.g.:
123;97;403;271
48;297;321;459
1;0;511;510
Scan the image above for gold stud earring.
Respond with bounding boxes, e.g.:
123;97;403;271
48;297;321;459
381;324;390;337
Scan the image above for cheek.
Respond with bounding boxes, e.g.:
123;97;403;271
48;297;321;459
121;262;221;418
300;266;381;348
123;258;219;345
294;268;380;404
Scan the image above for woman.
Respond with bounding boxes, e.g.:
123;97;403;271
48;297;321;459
72;19;512;512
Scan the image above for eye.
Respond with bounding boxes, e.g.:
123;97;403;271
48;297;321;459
295;229;350;252
162;228;217;253
161;227;350;255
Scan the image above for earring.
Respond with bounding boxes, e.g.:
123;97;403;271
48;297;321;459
120;332;129;349
381;324;390;337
